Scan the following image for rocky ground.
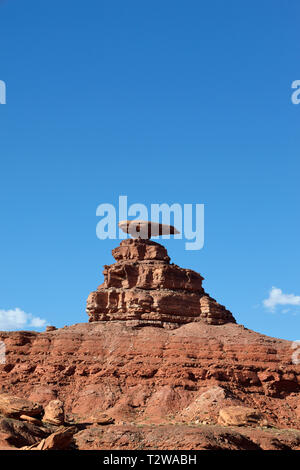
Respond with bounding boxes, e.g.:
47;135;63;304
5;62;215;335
0;321;299;450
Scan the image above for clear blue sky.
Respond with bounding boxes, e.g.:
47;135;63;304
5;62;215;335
0;0;299;340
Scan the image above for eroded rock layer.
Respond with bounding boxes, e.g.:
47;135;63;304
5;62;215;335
0;321;300;445
86;239;235;326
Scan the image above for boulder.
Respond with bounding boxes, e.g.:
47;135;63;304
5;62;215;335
19;415;43;426
83;413;115;425
42;400;65;426
46;326;57;332
118;220;180;239
0;416;48;447
87;239;236;327
21;426;75;450
218;406;262;426
0;394;42;418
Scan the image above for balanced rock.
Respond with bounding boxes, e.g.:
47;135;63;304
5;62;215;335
118;220;180;239
84;413;115;425
87;238;236;327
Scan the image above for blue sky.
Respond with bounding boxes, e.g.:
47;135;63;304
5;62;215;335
0;0;299;340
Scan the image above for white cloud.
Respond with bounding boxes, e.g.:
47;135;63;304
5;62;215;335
263;287;300;312
0;308;48;331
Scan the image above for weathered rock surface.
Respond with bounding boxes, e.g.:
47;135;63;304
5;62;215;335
218;406;262;427
0;394;43;418
73;423;300;450
42;400;65;426
0;416;48;447
87;239;236;326
21;426;76;450
118;220;180;239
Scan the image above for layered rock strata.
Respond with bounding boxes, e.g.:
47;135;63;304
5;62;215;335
0;322;300;435
86;238;235;327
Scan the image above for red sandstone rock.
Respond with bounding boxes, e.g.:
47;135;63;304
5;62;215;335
83;413;115;425
0;416;48;448
180;385;241;424
0;394;43;418
118;220;180;239
87;239;235;326
0;321;299;437
21;426;75;450
0;432;16;450
112;238;170;262
0;239;299;450
42;400;65;426
73;423;300;450
218;406;262;426
19;415;44;426
46;326;57;332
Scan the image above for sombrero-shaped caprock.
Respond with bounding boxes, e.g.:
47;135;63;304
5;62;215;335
118;220;180;239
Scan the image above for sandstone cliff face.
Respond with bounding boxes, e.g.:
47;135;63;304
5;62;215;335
86;239;235;326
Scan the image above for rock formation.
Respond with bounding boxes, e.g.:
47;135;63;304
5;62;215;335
42;400;65;426
0;239;300;450
218;406;263;427
0;322;300;450
86;238;235;327
118;220;180;239
0;394;43;419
